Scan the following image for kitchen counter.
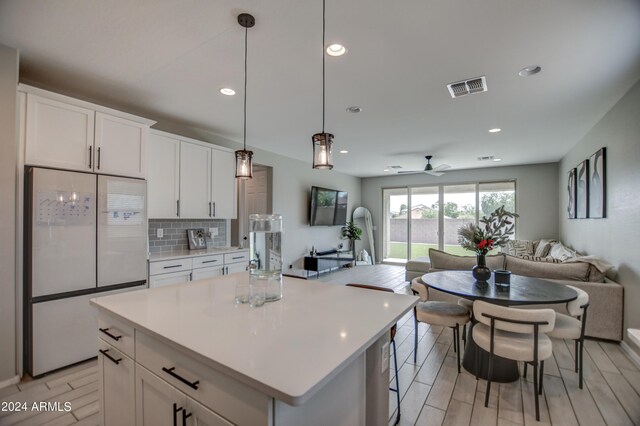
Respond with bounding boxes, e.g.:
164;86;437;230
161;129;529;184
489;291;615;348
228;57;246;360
148;246;247;262
91;273;418;425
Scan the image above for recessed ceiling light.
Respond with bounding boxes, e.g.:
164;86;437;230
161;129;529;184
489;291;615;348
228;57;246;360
339;150;349;154
488;128;501;133
326;44;346;56
518;65;542;77
346;106;362;113
219;88;236;96
493;158;502;162
383;169;390;172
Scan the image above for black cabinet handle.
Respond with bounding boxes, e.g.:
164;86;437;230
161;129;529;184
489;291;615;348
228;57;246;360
213;202;216;217
162;366;199;390
201;260;218;264
209;202;212;217
88;146;92;169
182;409;192;425
99;349;122;365
99;327;122;341
176;200;180;217
173;403;182;426
97;147;101;169
232;256;245;260
163;264;183;269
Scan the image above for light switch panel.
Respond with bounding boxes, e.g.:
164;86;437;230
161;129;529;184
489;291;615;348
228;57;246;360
156;228;163;238
209;227;218;237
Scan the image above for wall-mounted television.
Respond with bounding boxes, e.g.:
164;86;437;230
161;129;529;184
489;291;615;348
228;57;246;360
309;186;348;226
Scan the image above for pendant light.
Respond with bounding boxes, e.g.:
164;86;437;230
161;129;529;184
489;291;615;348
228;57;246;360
312;0;334;170
235;13;255;179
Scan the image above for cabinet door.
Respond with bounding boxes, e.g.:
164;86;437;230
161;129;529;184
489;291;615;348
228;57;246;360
225;263;247;275
211;149;237;219
191;266;224;281
148;133;180;218
25;93;94;171
98;341;135;426
180;142;211;219
185;395;233;426
136;365;186;426
95;112;147;178
149;271;192;288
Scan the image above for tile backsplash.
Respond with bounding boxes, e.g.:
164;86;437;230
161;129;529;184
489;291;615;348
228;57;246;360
148;219;227;254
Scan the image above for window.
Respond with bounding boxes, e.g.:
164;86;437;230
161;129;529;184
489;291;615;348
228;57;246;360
382;181;516;263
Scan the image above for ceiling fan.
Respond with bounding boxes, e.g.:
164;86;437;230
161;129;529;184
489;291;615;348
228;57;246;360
397;155;451;176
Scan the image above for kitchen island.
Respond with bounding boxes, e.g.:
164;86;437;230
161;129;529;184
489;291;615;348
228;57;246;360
91;273;418;426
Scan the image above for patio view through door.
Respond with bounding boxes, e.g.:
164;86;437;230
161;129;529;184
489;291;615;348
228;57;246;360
382;180;516;263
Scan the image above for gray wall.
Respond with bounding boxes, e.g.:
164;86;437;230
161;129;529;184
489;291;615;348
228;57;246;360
152;122;362;269
362;163;559;262
0;44;18;383
559;79;640;352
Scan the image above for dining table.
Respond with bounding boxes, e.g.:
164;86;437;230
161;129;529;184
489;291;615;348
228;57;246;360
421;270;578;382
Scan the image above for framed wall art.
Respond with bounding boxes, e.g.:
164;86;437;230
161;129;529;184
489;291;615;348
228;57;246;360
588;147;606;218
567;168;577;219
576;159;589;219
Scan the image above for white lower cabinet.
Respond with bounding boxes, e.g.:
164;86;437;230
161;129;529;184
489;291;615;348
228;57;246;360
192;266;224;281
149;270;192;288
187;395;234;426
225;263;247;275
135;364;186;426
99;341;135;426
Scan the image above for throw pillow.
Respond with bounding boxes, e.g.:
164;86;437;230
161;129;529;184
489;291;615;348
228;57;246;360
533;239;557;258
518;254;561;263
504;254;591;281
548;243;580;261
503;240;535;256
429;248;505;271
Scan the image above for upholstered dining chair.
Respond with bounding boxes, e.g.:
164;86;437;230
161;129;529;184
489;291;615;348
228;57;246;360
410;277;470;373
457;298;474;348
545;285;589;389
472;300;555;421
346;284;401;425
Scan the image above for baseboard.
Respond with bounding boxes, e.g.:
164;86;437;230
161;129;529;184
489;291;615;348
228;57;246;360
0;374;20;390
620;341;640;369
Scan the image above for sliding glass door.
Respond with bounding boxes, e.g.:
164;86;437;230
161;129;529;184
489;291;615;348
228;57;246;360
382;181;515;263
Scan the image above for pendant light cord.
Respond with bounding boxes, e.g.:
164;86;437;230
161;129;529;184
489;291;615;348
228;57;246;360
322;0;325;133
243;26;248;151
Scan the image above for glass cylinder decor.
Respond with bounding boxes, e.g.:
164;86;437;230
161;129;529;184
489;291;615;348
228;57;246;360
249;214;283;302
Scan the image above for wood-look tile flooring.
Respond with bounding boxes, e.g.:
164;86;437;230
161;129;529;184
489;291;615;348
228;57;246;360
2;265;638;425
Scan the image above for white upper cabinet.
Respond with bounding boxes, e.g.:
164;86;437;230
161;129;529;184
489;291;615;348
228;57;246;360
21;85;154;178
25;93;95;172
211;148;237;219
147;132;180;219
179;141;212;219
95;112;147;178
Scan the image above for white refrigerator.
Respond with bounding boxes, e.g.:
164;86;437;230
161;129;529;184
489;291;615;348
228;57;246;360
25;167;148;376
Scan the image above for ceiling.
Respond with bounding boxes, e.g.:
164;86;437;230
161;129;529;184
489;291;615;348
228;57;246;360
1;0;639;178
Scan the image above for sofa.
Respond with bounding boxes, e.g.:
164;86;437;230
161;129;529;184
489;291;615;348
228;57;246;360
406;249;624;341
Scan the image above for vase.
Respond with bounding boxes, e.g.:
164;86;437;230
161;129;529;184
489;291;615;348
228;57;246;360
472;254;491;282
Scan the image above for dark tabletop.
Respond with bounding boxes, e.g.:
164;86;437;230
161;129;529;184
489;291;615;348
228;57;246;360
421;271;577;306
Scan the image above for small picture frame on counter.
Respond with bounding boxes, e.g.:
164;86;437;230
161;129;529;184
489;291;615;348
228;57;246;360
187;228;207;250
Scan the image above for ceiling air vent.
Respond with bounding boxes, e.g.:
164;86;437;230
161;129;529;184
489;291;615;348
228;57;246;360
477;155;495;161
390;165;403;169
447;76;487;98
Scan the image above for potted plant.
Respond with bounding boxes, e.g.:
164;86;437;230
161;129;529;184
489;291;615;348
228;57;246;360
341;221;363;262
457;206;518;282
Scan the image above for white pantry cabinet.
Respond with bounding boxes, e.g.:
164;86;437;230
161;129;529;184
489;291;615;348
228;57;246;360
21;85;154;178
147;132;181;218
147;130;237;219
179;142;212;219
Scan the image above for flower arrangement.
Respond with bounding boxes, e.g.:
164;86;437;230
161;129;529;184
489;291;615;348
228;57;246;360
457;206;519;255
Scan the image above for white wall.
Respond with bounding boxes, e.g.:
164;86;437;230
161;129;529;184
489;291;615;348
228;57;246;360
152;122;362;269
361;163;559;262
559;79;640;351
0;44;18;384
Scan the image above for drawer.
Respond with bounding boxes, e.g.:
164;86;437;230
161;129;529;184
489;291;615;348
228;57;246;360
98;314;135;358
136;332;271;426
192;254;224;270
149;258;193;276
224;251;249;265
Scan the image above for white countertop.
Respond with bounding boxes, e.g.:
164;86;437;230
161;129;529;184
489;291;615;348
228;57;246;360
90;273;418;405
149;247;248;262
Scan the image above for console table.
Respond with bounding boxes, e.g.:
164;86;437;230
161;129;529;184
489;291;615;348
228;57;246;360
304;254;354;278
